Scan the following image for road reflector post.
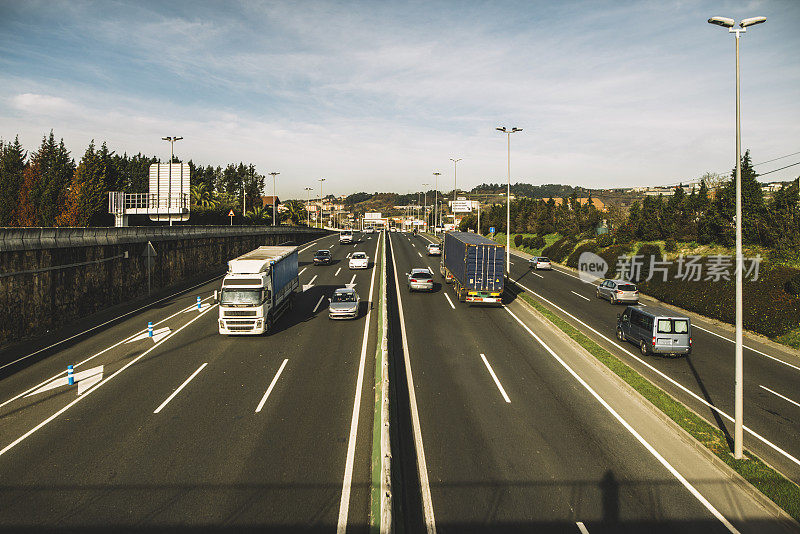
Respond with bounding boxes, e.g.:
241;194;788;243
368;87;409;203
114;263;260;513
197;296;202;310
148;322;153;337
67;365;74;385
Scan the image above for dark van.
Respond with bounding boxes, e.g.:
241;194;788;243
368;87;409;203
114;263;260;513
616;306;692;356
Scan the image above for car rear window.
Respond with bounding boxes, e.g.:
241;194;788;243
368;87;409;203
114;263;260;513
412;272;432;280
657;319;689;334
538;257;550;262
617;284;637;291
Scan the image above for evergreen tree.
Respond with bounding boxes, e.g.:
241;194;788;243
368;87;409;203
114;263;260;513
29;132;75;226
0;136;27;226
717;149;765;244
57;141;112;226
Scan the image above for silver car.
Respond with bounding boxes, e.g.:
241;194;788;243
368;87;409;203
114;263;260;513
328;287;360;319
528;256;552;270
407;268;434;292
596;279;639;304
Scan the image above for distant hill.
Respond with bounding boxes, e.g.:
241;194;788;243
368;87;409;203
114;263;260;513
472;182;591;199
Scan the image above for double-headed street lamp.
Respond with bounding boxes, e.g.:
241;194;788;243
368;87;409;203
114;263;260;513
496;127;522;275
708;14;766;461
318;178;326;229
304;187;313;227
433;171;442;231
422;183;429;232
269;172;280;226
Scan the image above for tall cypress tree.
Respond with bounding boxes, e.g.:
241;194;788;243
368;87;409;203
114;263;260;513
0;136;27;226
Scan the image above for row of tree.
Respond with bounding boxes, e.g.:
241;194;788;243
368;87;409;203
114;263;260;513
458;150;800;260
0;132;308;227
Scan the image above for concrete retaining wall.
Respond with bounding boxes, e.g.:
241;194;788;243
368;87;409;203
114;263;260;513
0;226;327;348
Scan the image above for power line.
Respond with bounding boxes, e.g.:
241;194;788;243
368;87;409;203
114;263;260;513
759;161;800;176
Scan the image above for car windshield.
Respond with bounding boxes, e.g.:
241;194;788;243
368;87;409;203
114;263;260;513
352;253;366;259
221;288;262;305
332;292;356;303
315;250;330;256
617;284;637;291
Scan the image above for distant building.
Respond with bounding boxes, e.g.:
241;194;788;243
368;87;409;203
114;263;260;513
260;195;281;209
541;197;606;211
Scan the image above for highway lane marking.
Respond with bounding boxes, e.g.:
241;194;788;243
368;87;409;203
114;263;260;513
24;365;104;397
760;385;800;409
349;274;356;285
313;295;326;313
480;354;511;403
418;252;423;258
692;324;800;373
299;267;307;275
0;294;216;411
576;522;590;534
503;305;740;534
337;230;381;533
255;359;288;413
511;278;800;469
299;234;334;253
570;291;590;302
153;362;208;413
444;293;456;310
532;272;544;278
335;267;341;276
346;252;352;258
0;276;222;372
309;274;318;285
0;304;218;458
387;232;437;533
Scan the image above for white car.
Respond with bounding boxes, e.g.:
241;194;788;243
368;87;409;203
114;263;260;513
365;227;375;234
349;252;369;269
339;231;353;244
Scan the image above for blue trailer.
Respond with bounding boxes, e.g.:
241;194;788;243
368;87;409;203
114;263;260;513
440;232;505;305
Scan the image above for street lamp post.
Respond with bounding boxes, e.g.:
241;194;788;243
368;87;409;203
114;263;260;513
318;178;326;229
708;14;766;460
161;136;183;226
269;172;280;226
496;127;522;275
422;183;429;232
433;172;441;232
450;158;462;204
304;187;313;227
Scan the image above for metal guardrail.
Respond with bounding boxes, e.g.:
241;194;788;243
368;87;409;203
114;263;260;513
108;192;189;214
0;226;327;252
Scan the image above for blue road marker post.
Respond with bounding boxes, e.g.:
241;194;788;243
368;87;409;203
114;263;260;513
197;296;202;310
148;322;154;337
67;365;74;385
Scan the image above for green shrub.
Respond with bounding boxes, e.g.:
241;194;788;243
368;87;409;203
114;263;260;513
787;273;800;296
566;241;598;268
596;233;613;247
635;243;662;282
514;234;523;247
542;236;577;263
665;238;677;252
522;237;533;249
531;235;546;249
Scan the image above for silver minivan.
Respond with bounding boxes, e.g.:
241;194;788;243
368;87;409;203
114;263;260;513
617;306;692;356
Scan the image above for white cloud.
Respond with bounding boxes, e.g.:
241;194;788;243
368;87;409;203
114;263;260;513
10;93;77;115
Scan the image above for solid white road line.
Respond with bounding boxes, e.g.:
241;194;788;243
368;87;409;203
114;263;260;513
533;272;544;278
576;521;590;534
255;359;289;413
0;304;218;458
0;276;222;372
511;278;800;469
570;291;590;302
693;324;800;373
480;354;511;403
349;274;356;285
153;363;208;413
760;385;800;409
337;231;381;533
387;233;437;533
443;293;456;310
335;267;341;276
0;294;217;411
299;234;331;253
503;305;739;534
313;295;326;313
299;267;307;276
309;274;318;285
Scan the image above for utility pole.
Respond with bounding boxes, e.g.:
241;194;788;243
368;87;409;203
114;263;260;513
422;183;429;232
269;172;280;226
433;172;441;232
304;187;313;227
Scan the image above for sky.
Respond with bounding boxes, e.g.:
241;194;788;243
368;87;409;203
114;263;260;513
1;0;798;199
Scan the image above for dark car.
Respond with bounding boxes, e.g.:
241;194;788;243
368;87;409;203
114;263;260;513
313;249;332;265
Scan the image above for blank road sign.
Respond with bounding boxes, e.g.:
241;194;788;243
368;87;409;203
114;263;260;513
149;163;190;222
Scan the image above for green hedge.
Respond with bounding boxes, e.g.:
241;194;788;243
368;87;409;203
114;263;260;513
596;233;613;247
531;235;546;249
566;241;598;268
542;236;577;263
514;234;524;247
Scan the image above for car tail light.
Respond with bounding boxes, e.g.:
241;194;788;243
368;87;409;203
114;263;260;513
410;279;417;283
616;289;623;294
689;337;692;347
652;336;656;346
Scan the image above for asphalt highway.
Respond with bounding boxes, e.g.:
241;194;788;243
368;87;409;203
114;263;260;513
393;231;793;533
0;231;381;533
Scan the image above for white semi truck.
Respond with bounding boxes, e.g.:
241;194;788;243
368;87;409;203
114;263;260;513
217;246;299;335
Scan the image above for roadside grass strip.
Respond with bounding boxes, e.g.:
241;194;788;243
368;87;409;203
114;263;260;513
513;288;800;523
371;230;391;532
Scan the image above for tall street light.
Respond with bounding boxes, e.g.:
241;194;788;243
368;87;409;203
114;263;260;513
318;178;326;229
422;183;429;232
450;157;462;203
433;172;441;232
708;14;766;460
304;187;313;227
269;172;280;226
496;127;522;275
161;136;183;226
